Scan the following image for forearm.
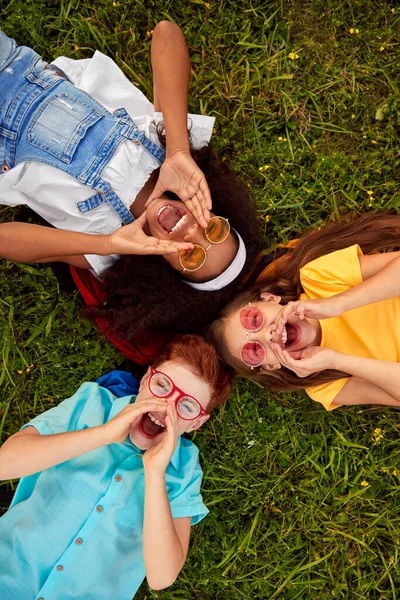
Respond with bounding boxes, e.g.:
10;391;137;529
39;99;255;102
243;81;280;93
143;473;186;589
0;222;110;262
151;22;191;155
333;352;400;404
0;426;107;479
336;256;400;313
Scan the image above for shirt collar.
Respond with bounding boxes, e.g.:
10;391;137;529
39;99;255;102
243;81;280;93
106;394;182;470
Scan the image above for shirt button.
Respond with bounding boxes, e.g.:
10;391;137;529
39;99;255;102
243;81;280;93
56;565;64;571
1;164;9;173
115;474;122;482
75;538;83;545
133;139;141;145
96;505;103;512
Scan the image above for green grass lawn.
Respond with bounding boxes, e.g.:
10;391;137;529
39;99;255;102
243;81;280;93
1;1;400;598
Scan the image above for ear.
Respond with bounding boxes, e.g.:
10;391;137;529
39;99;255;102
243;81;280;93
186;414;210;432
260;363;280;372
260;292;281;303
139;366;152;391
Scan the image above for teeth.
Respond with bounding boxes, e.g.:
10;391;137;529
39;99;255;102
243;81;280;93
148;413;165;428
281;325;287;347
170;214;187;233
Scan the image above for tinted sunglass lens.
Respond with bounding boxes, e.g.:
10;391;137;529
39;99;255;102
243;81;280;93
205;217;230;243
240;341;266;368
180;245;207;271
239;305;265;331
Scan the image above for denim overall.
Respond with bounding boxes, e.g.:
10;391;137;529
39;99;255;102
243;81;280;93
0;32;165;225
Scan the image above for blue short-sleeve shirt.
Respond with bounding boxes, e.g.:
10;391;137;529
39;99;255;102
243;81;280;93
0;382;208;600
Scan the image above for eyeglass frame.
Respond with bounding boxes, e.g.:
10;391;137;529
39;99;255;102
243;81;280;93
148;368;208;420
239;303;267;369
179;216;230;273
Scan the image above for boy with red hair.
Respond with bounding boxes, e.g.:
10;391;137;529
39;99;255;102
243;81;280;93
0;335;232;600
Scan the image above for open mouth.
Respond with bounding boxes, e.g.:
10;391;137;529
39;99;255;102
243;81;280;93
139;412;166;439
282;322;301;348
157;205;187;234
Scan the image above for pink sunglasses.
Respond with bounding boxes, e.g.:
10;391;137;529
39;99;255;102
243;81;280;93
239;303;267;368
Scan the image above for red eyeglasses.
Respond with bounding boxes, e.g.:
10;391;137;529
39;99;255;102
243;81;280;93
239;303;267;368
148;369;208;420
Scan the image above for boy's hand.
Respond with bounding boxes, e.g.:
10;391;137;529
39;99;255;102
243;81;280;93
107;211;193;256
102;400;167;445
143;403;179;477
145;150;212;228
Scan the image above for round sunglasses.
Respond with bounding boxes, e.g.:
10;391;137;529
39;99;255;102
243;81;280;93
148;368;207;420
239;303;267;368
179;216;230;272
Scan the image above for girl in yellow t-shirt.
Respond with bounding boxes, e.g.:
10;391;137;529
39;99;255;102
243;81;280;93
207;213;400;410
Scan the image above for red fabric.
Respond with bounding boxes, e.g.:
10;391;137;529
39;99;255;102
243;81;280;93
70;266;171;365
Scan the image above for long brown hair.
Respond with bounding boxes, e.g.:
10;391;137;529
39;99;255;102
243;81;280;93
207;212;400;392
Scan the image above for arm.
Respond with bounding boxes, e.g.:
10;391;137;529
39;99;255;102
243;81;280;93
0;398;168;480
143;403;190;589
0;214;192;264
272;345;400;407
276;252;400;333
146;21;211;227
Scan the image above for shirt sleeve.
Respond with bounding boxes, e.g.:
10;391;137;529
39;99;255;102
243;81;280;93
306;377;350;411
167;439;209;526
22;382;115;435
300;245;363;299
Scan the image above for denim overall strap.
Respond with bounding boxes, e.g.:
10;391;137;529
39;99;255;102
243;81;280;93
113;107;166;163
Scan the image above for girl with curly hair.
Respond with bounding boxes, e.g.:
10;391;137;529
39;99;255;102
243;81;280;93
0;22;262;361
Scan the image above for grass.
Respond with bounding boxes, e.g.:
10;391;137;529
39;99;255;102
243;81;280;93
1;0;400;598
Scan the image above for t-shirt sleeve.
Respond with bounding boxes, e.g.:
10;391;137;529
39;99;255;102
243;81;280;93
306;377;350;411
21;382;115;435
167;441;209;526
300;245;363;299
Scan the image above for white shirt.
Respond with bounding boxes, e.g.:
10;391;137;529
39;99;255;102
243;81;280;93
0;51;214;276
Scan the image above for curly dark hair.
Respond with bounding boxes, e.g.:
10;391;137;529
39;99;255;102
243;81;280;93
89;145;263;341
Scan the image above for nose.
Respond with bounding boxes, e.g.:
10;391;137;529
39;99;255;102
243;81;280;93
184;223;200;243
261;323;276;345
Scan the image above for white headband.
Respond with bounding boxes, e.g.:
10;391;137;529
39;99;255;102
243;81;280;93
184;229;247;292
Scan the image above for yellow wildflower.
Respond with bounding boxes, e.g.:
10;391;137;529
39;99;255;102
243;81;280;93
361;480;369;487
288;52;299;60
381;466;389;473
351;114;355;119
368;196;375;207
30;364;34;368
355;29;359;34
391;8;396;13
367;190;374;195
73;45;80;52
17;370;23;375
212;127;216;134
264;215;271;223
349;28;355;34
393;469;398;476
277;136;287;142
26;367;31;373
259;165;271;172
380;46;385;52
371;140;377;144
146;30;154;37
205;2;211;8
112;1;120;6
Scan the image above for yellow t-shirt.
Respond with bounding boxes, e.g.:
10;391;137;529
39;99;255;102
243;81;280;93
299;245;400;410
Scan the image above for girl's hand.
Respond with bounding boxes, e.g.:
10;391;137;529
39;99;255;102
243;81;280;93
271;344;337;378
275;297;344;337
102;399;168;444
143;403;179;477
107;211;193;256
145;150;212;228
